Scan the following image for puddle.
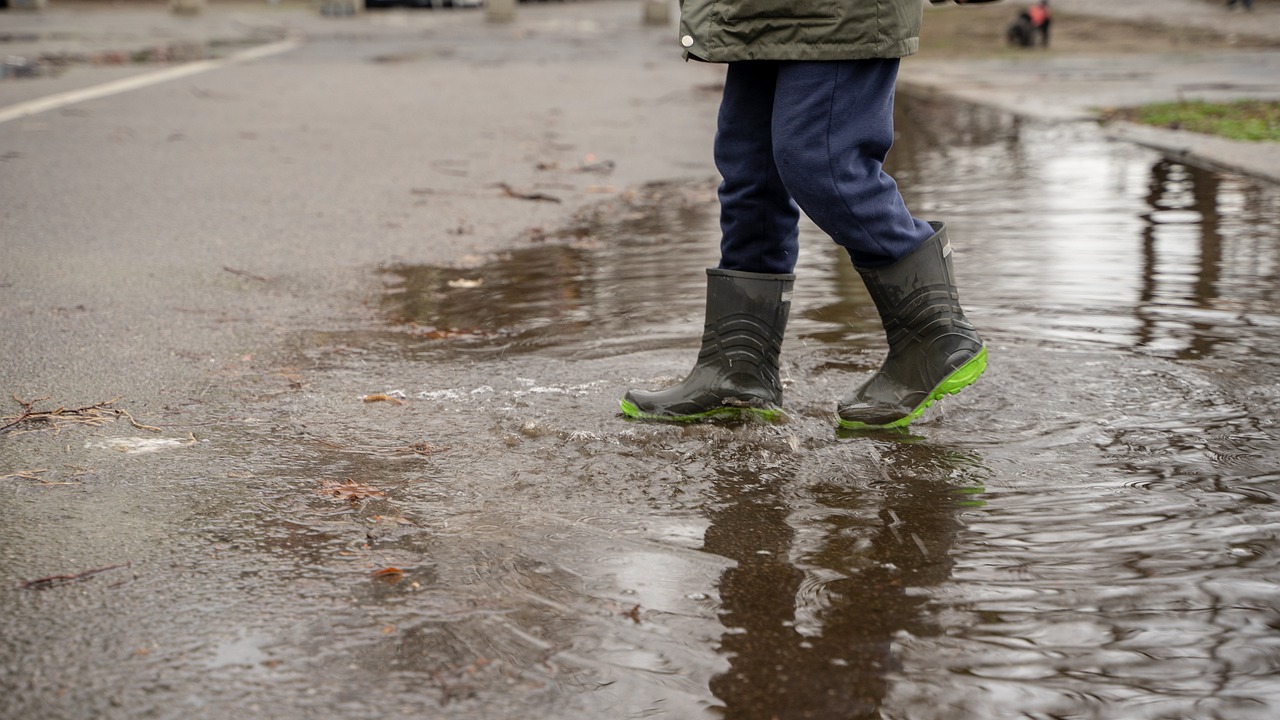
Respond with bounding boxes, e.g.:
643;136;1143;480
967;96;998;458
330;92;1280;717
6;94;1280;719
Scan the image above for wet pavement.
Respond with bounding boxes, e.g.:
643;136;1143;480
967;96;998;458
5;2;1280;720
7;91;1280;718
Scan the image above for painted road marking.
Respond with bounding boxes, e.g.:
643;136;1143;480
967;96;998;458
0;38;302;125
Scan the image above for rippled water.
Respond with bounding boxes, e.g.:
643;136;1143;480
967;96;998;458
356;93;1280;718
5;95;1280;719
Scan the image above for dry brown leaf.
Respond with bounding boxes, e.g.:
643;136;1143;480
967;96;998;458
318;478;386;501
361;394;405;405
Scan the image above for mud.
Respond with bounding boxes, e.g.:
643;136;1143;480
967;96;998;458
4;85;1280;718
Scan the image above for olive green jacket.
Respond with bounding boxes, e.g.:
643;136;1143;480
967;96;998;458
679;0;935;62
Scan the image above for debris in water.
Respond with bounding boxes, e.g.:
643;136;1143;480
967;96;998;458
21;561;131;590
400;325;492;340
360;393;406;405
446;278;483;289
89;435;197;454
576;158;616;174
222;266;273;283
318;478;386;501
398;441;447;457
372;567;405;582
496;182;562;204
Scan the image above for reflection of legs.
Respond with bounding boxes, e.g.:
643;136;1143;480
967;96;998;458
703;465;810;718
716;62;801;275
705;445;976;718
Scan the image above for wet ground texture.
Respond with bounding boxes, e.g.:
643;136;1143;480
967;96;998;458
5;87;1280;718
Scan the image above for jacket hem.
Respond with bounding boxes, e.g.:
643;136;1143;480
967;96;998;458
694;38;919;63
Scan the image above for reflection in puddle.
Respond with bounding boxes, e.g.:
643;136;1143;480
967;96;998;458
705;442;982;719
376;181;731;360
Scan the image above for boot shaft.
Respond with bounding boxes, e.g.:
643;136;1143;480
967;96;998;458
698;269;795;376
620;269;795;421
856;222;975;351
837;222;987;429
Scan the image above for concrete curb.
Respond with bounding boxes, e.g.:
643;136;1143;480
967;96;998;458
1102;120;1280;185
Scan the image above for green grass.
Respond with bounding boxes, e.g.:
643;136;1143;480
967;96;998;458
1104;100;1280;142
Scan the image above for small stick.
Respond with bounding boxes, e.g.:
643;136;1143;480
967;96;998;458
0;469;49;481
0;394;49;432
496;182;562;204
21;561;132;589
222;266;272;283
116;407;162;433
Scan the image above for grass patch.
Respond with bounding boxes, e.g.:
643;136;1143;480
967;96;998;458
1102;100;1280;142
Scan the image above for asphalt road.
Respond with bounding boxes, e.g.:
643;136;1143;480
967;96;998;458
3;6;728;714
3;3;1280;718
1;1;722;412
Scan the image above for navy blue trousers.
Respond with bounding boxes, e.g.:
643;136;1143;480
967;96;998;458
714;59;934;273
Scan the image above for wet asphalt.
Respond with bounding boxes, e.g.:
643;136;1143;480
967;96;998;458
3;2;1280;719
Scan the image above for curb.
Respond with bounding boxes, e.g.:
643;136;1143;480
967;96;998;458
1102;121;1280;185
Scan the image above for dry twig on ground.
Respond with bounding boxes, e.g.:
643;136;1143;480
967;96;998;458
0;395;161;435
496;182;562;204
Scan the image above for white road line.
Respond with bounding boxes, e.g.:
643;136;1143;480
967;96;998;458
0;38;302;125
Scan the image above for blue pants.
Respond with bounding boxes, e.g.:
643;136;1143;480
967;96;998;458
714;60;934;273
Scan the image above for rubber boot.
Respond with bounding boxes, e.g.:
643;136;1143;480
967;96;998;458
837;222;987;429
621;269;794;422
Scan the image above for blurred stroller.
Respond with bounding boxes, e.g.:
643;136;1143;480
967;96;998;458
1007;0;1052;48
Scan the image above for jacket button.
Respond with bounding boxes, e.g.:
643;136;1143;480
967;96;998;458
681;35;694;48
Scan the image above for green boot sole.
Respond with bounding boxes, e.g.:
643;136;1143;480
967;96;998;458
837;345;988;431
619;397;785;423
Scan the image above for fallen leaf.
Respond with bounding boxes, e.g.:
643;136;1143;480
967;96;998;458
319;479;386;501
361;394;405;405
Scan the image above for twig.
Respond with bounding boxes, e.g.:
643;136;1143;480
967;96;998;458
0;469;49;481
0;394;49;433
496;182;561;204
117;407;162;433
21;561;132;590
222;266;272;283
1;395;160;435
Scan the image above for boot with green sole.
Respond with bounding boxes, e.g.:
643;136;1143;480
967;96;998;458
837;222;987;430
621;268;794;422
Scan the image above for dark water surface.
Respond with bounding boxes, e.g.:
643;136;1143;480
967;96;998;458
5;95;1280;719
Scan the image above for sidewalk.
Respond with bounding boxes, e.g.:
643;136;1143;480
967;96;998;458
902;0;1280;183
